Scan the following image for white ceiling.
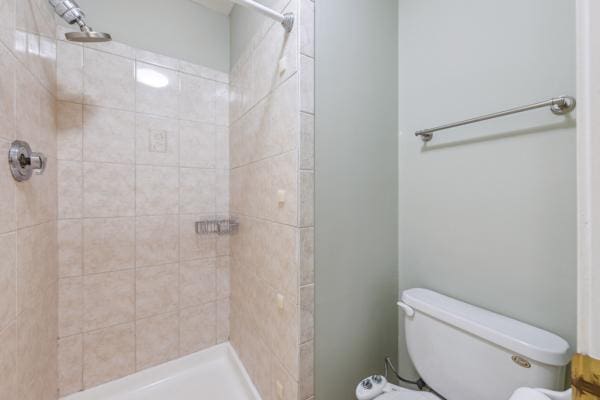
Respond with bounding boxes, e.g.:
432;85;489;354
190;0;235;15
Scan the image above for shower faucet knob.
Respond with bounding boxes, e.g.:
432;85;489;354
8;140;47;182
30;152;47;175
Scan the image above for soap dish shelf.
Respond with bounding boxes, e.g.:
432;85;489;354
195;217;239;236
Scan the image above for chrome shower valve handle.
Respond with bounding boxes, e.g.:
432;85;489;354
8;140;47;182
30;152;47;175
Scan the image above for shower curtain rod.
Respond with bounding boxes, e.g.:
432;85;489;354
231;0;294;32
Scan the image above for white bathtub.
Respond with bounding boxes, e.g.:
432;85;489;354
62;343;261;400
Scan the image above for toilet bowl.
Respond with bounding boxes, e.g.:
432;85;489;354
356;289;572;400
508;388;572;400
361;387;572;400
371;389;437;400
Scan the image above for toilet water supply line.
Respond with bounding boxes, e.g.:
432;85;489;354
384;357;448;400
230;0;294;32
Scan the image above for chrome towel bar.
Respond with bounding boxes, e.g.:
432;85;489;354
415;95;576;142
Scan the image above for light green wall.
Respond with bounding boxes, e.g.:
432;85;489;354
315;1;399;399
76;0;230;71
397;0;577;377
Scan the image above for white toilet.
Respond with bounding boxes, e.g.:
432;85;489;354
356;288;572;400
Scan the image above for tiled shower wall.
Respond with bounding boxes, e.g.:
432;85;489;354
229;0;315;399
0;0;59;399
54;33;231;395
0;0;313;398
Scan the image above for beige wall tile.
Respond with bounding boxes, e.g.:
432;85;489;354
15;65;42;152
39;36;59;95
216;126;229;170
179;303;216;356
0;44;16;142
0;0;16;50
136;165;179;216
179;120;216;168
135;215;179;267
236;327;272;400
300;284;314;343
216;256;230;299
57;101;83;161
56;40;83;102
252;9;298;102
17;222;57;313
83;48;135;111
0;233;17;332
180;258;216;308
230;151;298;225
0;323;17;400
299;171;314;227
230;75;299;168
83;162;135;217
58;160;82;219
135;114;179;166
300;0;315;58
58;219;82;278
58;334;82;397
179;73;216;123
230;265;271;348
135;263;179;319
135;49;178;70
299;341;314;400
216;299;229;343
215;82;229;126
0;232;16;331
59;276;82;338
40;86;58;158
299;227;314;285
228;69;244;124
231;216;298;301
135;312;179;371
272;356;298;400
216;234;230;257
136;62;179;118
0;141;16;234
267;289;299;380
300;112;314;170
83;105;135;163
83;270;135;331
17;282;58;400
300;55;314;114
179;214;217;261
83;323;135;388
179;61;228;83
179;168;216;214
215;169;229;214
15;153;57;228
84;41;134;59
83;217;135;274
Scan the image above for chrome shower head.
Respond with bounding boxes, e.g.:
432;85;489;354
65;24;112;43
49;0;112;43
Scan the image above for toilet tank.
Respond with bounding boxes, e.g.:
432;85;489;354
399;289;572;400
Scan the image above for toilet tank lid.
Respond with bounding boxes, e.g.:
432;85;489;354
401;288;572;366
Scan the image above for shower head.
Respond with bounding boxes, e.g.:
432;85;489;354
65;26;112;43
49;0;112;42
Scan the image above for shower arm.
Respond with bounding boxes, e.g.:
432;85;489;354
48;0;112;42
231;0;294;32
48;0;86;26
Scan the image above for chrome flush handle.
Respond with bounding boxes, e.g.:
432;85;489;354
8;140;47;182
